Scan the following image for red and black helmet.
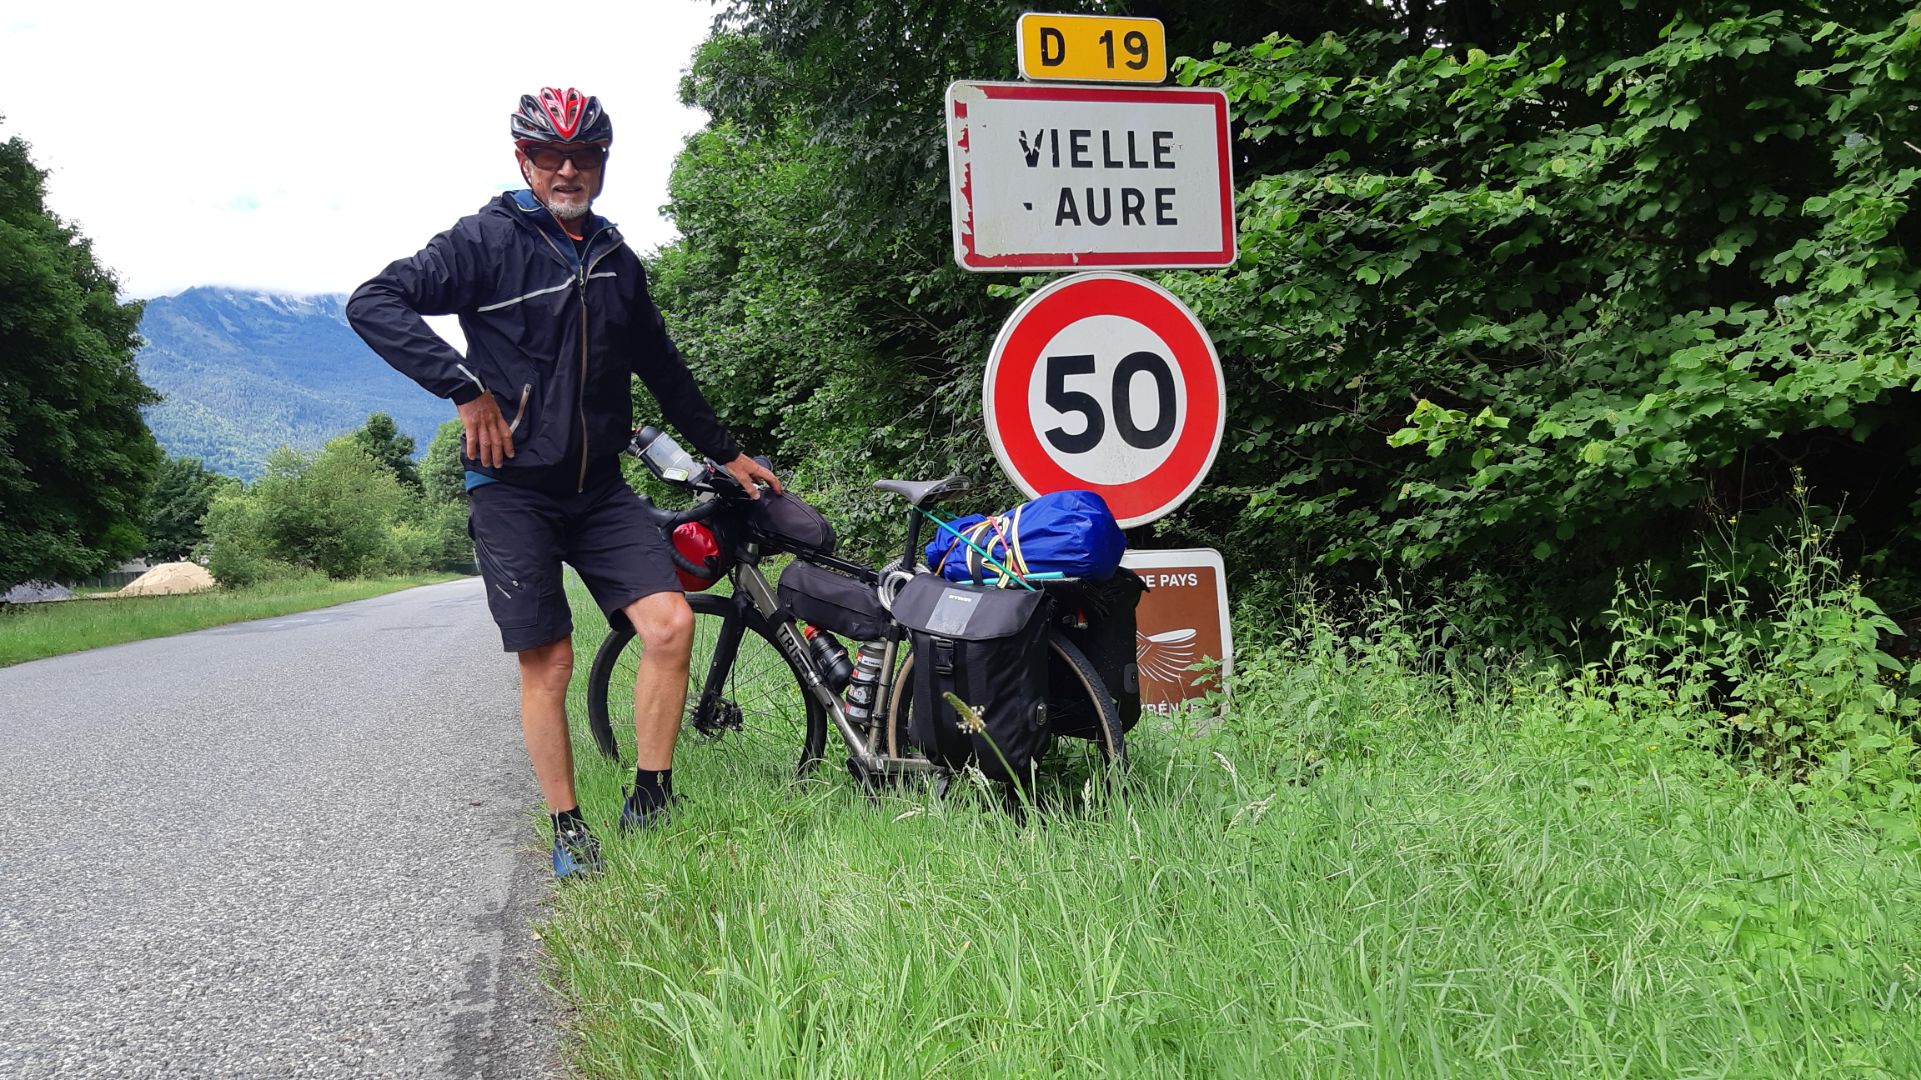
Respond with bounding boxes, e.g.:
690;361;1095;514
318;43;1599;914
510;87;613;145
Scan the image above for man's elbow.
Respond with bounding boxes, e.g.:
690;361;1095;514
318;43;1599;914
344;280;394;334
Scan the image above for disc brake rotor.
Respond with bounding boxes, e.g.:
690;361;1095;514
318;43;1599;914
691;693;743;737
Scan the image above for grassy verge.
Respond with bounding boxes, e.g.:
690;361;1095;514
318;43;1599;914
547;576;1921;1077
0;573;461;666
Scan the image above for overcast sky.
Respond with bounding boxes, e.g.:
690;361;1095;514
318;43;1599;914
0;0;723;300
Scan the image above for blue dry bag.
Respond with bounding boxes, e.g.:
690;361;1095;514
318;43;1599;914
924;490;1126;585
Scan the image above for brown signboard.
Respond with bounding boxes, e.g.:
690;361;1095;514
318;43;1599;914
1121;548;1231;717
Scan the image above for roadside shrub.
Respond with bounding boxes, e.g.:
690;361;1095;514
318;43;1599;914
1166;8;1921;621
386;501;471;575
1571;489;1921;829
200;441;428;581
200;487;299;587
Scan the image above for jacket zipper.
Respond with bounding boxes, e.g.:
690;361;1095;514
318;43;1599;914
573;228;623;492
507;383;532;434
527;219;621;493
577;264;590;492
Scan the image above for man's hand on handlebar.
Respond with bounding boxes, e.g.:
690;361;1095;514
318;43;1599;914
457;394;515;468
720;454;783;499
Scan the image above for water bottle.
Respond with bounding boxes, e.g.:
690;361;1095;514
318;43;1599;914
843;640;887;730
803;625;853;692
631;424;708;485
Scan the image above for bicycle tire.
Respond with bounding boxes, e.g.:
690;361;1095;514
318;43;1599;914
885;634;1127;777
585;591;828;779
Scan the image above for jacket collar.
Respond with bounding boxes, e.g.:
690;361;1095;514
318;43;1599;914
500;189;614;244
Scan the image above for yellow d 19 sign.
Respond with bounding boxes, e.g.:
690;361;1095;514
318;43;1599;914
1018;13;1167;84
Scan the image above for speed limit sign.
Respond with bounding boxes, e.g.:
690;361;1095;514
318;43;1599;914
983;272;1225;527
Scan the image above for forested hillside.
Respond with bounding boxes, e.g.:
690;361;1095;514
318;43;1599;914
135;288;450;480
654;0;1921;642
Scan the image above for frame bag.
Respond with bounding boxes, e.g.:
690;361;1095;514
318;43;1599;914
893;574;1051;784
777;561;887;642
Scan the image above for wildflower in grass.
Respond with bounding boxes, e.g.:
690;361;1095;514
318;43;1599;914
952;702;987;735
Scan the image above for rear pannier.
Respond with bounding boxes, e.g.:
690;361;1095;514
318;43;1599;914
893;574;1052;785
777;561;887;642
1046;570;1146;738
746;491;836;556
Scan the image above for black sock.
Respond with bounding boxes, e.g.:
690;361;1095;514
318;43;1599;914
630;768;673;812
552;806;586;834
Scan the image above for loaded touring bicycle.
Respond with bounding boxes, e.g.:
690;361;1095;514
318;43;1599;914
585;427;1145;800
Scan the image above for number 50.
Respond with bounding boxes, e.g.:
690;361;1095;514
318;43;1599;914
1044;352;1178;454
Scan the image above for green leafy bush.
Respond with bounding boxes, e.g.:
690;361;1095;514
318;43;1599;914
200;433;440;583
1170;6;1921;617
1573;485;1920;828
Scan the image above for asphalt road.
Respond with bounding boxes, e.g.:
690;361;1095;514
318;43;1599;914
0;579;563;1079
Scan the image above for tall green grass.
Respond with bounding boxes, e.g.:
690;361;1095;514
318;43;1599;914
0;573;459;666
549;574;1921;1078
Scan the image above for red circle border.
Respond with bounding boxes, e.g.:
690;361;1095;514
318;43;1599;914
985;274;1223;525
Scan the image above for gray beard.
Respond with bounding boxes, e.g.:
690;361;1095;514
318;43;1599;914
547;198;591;221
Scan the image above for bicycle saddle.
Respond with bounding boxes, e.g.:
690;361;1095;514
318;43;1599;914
873;474;972;507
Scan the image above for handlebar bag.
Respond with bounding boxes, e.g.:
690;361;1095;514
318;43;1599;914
924;490;1125;585
777;561;887;642
1046;570;1146;738
892;574;1051;786
746;491;837;556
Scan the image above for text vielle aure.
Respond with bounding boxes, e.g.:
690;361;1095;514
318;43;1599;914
1016;127;1180;228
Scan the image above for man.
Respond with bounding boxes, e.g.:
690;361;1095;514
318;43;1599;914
347;87;780;879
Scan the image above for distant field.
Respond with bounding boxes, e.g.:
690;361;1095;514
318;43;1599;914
0;575;461;666
542;577;1921;1078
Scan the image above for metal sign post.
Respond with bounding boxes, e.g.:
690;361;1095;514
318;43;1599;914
948;14;1238;717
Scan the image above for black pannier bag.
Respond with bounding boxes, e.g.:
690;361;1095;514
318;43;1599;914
777;561;888;641
1046;570;1146;738
746;490;836;556
893;574;1052;785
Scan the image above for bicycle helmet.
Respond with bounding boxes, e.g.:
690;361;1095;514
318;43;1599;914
510;87;613;145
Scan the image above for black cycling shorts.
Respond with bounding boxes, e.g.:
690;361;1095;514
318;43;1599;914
467;472;681;652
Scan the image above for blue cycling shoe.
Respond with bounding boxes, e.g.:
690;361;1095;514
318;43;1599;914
551;821;605;879
618;790;680;833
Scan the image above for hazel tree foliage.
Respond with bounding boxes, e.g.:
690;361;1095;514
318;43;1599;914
1165;4;1921;609
658;1;1920;626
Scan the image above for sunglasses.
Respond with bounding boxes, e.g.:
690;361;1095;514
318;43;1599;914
522;144;607;172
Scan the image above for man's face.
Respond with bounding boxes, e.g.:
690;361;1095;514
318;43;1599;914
517;142;606;220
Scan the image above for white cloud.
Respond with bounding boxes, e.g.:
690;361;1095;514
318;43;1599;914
0;0;722;299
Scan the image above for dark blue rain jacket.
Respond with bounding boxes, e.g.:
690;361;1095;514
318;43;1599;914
347;191;739;491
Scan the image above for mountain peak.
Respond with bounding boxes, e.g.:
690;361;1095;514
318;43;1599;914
168;285;347;314
136;287;448;480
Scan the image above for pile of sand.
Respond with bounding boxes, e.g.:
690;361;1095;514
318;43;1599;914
119;562;216;597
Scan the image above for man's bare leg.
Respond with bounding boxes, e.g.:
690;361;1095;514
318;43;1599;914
622;592;695;769
518;637;578;811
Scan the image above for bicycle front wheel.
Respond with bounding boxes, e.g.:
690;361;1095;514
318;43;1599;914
585;592;827;780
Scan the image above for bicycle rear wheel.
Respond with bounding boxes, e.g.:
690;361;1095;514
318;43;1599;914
586;592;827;780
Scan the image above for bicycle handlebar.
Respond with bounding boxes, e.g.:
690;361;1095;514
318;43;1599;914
633;493;721;529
